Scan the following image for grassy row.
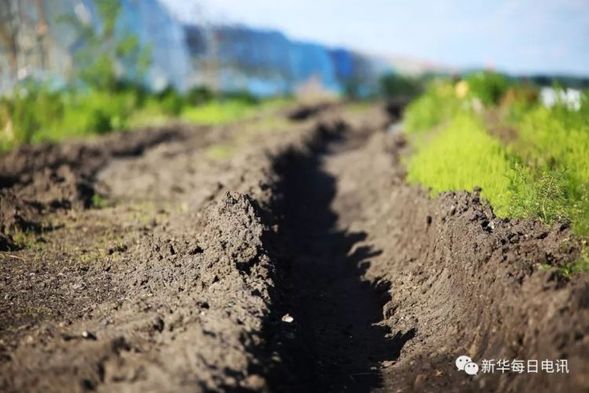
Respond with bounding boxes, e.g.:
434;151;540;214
407;113;515;215
508;106;589;234
0;84;289;151
404;72;589;274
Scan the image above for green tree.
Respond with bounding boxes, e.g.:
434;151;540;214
59;0;150;90
379;73;423;100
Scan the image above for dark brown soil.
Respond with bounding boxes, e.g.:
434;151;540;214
309;128;589;392
263;121;399;392
0;125;190;247
0;104;587;392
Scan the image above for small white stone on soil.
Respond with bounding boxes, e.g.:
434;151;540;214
281;313;294;323
81;330;96;340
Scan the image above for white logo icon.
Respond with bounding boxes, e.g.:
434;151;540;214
456;355;472;370
456;355;479;375
464;362;479;375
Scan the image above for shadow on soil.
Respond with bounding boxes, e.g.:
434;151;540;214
263;122;414;392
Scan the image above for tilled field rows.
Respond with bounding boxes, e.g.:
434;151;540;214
0;108;376;392
1;105;588;392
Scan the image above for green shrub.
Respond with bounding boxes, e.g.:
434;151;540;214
156;87;185;116
379;73;423;100
0;87;141;146
0;85;65;148
47;90;136;140
186;86;214;105
465;71;511;106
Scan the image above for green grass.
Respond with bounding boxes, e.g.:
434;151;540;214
10;230;45;250
0;83;291;151
407;113;515;216
404;80;461;133
1;86;141;149
126;98;256;129
91;194;110;209
182;96;292;125
507;104;589;234
181;99;257;125
32;90;139;142
404;73;589;241
564;251;589;276
540;251;589;278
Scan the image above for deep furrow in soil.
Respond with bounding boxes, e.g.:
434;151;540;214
264;113;589;393
265;122;404;393
1;107;389;393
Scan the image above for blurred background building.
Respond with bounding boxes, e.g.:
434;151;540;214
0;0;392;96
0;0;192;92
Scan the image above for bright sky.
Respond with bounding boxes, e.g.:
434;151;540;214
161;0;589;76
